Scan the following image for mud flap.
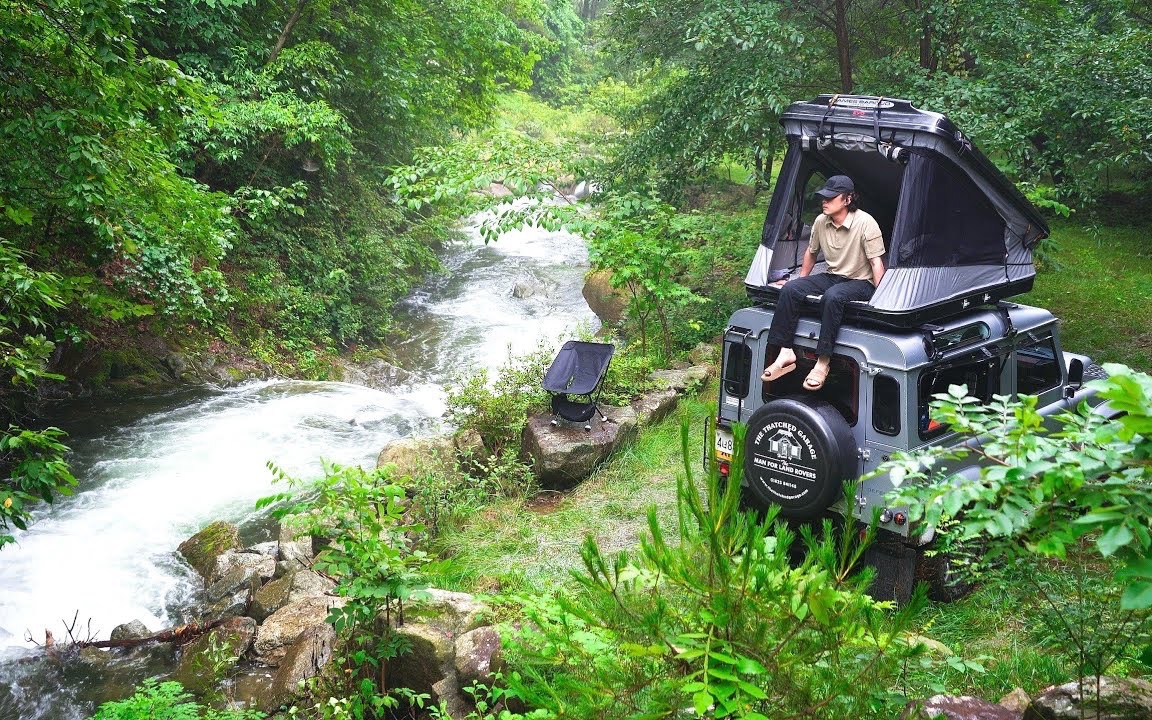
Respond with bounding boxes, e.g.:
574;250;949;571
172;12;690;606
864;540;918;605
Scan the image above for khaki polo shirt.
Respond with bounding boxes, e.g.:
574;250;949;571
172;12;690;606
808;209;885;282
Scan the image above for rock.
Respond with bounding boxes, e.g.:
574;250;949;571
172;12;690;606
631;388;679;427
454;626;503;687
512;278;538;299
648;366;712;394
408;588;491;637
251;569;335;623
178;521;240;581
172;617;257;696
688;342;719;367
389;623;457;702
277;522;314;573
203;588;252;623
521;405;638;490
109;620;151;642
254;596;341;666
247;541;280;560
164;353;188;380
226;550;277;582
454;429;490;473
337;358;412;390
377;435;457;483
582;270;628;327
260;623;337;712
1024;676;1152;720
903;695;1020;719
206;564;263;602
999;689;1032;714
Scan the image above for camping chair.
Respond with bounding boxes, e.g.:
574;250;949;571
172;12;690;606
541;341;615;430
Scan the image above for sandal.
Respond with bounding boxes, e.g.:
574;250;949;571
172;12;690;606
803;365;829;391
760;362;796;382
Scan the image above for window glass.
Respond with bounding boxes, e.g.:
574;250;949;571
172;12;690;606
917;356;1001;440
933;323;990;353
1016;337;1062;396
872;375;900;436
763;349;859;425
723;341;753;399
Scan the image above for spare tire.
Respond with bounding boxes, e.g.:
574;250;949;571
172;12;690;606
742;397;857;520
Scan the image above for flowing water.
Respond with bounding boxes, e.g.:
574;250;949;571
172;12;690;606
0;214;598;719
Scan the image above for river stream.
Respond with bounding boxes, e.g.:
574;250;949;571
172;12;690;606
0;215;597;719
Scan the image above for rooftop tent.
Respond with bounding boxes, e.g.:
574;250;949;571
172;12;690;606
745;95;1049;328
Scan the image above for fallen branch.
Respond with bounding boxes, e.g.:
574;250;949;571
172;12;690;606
73;620;228;650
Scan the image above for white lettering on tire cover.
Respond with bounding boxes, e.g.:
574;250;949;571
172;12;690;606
750;420;820;500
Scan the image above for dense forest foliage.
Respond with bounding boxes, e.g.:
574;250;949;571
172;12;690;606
2;0;1150;586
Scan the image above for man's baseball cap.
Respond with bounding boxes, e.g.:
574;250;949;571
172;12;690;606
815;175;854;198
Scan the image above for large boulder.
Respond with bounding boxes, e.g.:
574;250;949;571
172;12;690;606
277;521;314;575
903;695;1020;719
631;388;679;427
178;521;240;581
377;435;457;483
256;623;338;712
389;623;468;716
251;569;335;623
407;588;491;637
582;270;628;327
212;550;276;585
1024;676;1152;720
648;365;712;395
172;617;257;696
521;405;638;490
337;358;411;390
254;596;341;667
454;626;503;687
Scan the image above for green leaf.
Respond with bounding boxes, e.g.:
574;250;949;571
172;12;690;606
692;690;713;716
1121;581;1152;610
1097;524;1133;557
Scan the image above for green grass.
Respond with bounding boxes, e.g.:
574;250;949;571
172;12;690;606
1019;218;1152;371
428;396;711;594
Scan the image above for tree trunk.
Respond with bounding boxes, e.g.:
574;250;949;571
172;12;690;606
833;0;854;92
268;0;309;65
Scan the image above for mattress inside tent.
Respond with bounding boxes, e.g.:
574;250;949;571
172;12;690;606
745;95;1049;328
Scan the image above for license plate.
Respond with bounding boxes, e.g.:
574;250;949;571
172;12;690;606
714;427;734;462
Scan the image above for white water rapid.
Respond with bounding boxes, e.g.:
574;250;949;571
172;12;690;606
0;214;598;719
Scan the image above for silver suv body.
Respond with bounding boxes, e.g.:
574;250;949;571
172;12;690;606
711;95;1112;599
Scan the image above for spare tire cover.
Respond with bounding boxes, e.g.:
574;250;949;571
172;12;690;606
742;397;857;519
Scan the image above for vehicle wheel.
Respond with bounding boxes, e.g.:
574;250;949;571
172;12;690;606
916;545;980;602
741;397;856;521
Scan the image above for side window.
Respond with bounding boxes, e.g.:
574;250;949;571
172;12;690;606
917;356;1001;440
872;374;900;436
723;341;752;399
764;349;859;425
801;172;828;224
1016;337;1062;396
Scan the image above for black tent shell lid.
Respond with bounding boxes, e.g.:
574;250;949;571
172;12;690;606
782;95;1049;243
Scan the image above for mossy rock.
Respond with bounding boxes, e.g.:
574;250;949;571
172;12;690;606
178;521;240;581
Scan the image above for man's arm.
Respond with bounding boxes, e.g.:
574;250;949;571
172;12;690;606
799;248;818;277
870;255;886;286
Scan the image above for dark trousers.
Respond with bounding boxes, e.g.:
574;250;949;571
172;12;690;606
767;274;876;357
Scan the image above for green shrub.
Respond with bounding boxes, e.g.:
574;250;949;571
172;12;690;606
258;461;431;716
89;679;261;720
500;421;926;719
884;365;1152;681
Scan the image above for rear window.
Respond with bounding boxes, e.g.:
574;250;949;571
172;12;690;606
723;341;753;399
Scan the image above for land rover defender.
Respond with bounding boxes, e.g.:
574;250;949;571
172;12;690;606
713;95;1112;600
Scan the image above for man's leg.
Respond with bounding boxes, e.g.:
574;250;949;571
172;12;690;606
764;274;838;379
804;278;876;390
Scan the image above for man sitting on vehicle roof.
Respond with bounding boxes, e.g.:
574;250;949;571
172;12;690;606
760;175;886;391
